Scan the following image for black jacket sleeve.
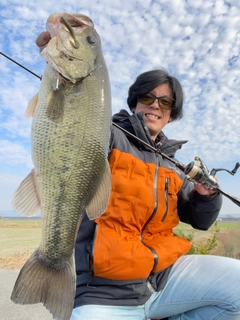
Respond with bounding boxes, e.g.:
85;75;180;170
177;178;222;230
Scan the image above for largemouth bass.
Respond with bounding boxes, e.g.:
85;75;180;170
11;12;112;320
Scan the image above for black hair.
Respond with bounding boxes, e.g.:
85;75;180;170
127;69;184;121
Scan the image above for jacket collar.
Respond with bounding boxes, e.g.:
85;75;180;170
112;109;187;157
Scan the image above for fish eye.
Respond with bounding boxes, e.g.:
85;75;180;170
87;36;96;45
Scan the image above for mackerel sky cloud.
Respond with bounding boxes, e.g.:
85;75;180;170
0;0;240;215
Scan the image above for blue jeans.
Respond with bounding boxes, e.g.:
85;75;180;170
70;255;240;319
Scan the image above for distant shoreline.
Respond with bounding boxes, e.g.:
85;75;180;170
1;217;240;222
0;217;41;220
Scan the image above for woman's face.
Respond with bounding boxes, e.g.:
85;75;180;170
133;83;173;140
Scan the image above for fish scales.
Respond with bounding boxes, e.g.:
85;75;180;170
11;12;112;320
35;70;110;261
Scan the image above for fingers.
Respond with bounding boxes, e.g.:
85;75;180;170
35;32;51;52
194;183;217;196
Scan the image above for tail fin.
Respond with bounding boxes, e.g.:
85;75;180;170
11;248;75;320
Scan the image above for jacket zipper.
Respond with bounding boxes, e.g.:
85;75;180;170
87;224;98;288
140;153;159;278
91;224;98;274
141;159;170;292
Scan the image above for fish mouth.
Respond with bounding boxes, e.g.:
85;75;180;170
44;13;95;84
47;13;94;48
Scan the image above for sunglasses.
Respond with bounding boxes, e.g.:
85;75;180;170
137;92;174;110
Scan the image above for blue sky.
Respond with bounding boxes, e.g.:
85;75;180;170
0;0;240;216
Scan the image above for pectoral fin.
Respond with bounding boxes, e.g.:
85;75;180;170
25;93;39;118
12;169;41;216
86;161;112;219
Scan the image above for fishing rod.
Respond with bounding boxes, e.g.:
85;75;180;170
2;52;240;207
0;52;42;80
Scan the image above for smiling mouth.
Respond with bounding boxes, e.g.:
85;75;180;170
145;113;160;120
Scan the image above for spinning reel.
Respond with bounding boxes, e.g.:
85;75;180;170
184;157;240;206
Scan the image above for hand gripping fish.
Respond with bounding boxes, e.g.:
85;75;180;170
11;13;112;320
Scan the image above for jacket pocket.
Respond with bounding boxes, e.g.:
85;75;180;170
161;178;169;222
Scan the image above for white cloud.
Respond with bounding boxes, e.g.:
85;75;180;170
0;140;32;167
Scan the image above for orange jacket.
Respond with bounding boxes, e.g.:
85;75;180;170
94;148;191;280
